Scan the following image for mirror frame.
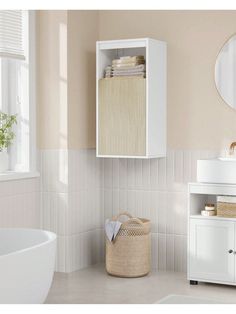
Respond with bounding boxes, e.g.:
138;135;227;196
214;33;236;111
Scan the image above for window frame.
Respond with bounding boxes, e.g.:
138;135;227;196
0;10;39;181
28;10;37;175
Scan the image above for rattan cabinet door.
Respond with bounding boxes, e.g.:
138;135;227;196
98;77;146;156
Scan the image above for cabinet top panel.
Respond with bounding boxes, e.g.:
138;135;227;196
190;214;236;223
97;38;166;50
189;182;236;196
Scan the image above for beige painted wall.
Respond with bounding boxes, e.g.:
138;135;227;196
37;10;68;149
37;10;98;150
67;11;98;149
99;10;236;150
38;10;236;151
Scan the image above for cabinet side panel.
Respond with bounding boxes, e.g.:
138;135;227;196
147;40;166;157
98;77;146;156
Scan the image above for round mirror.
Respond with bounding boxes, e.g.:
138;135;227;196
215;34;236;110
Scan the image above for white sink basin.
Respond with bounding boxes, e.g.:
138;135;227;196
197;158;236;184
218;157;236;161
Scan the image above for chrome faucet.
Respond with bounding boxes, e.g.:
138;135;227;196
229;142;236;155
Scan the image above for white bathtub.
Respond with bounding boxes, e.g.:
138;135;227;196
0;228;57;304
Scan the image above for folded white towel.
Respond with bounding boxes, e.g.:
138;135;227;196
113;71;145;75
112;64;146;71
112;56;145;65
113;73;145;77
217;196;236;203
105;219;122;242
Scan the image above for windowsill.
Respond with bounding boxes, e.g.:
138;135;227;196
0;171;40;182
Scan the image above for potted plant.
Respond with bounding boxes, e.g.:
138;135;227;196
0;111;17;172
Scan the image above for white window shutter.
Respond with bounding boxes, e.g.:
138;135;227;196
0;10;25;60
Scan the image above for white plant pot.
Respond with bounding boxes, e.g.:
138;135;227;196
0;151;9;172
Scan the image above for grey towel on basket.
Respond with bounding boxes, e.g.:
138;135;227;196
105;219;122;242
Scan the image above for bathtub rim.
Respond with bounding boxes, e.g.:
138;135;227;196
0;228;57;259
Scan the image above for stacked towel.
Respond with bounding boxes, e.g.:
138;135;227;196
104;55;146;78
112;64;146;77
112;55;145;65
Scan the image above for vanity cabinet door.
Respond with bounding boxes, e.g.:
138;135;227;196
189;218;235;283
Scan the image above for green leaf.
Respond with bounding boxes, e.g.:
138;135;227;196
0;111;17;150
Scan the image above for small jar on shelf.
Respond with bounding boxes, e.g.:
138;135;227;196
201;203;216;216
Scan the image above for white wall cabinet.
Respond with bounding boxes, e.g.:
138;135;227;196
188;182;236;286
96;38;167;158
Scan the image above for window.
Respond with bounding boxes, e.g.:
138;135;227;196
0;10;37;178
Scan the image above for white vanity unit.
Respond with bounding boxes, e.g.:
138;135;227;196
188;182;236;286
188;25;236;287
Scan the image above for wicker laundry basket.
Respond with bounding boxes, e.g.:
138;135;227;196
106;211;151;278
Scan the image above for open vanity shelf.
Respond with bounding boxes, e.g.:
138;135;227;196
188;182;236;287
96;38;167;158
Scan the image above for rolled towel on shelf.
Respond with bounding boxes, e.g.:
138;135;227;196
112;64;146;71
112;55;145;65
112;62;145;68
112;73;145;78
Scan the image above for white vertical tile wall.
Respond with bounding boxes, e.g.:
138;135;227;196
40;150;68;272
0;178;40;230
103;149;220;272
40;148;220;273
0;149;223;274
40;149;104;273
67;149;104;272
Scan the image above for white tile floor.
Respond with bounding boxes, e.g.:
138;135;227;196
46;264;236;304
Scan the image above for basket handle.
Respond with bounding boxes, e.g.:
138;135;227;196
112;211;133;221
112;211;144;226
123;217;144;226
